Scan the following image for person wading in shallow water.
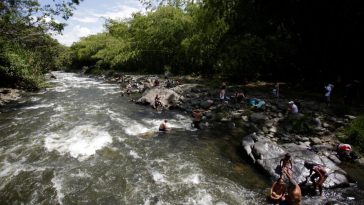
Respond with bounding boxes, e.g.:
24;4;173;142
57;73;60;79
268;177;286;205
303;161;328;196
192;109;204;129
159;120;170;132
284;169;302;205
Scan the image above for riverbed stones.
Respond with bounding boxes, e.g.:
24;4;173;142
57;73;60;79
250;113;267;124
310;137;322;145
242;134;349;188
0;88;22;106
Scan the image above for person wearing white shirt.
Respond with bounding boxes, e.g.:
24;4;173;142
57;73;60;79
324;84;334;106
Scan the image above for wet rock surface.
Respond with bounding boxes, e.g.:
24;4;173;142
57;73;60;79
0;88;22;106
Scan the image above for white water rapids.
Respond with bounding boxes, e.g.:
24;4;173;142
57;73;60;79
0;72;266;204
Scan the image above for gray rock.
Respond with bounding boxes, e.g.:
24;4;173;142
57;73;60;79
313;118;322;128
231;112;243;120
345;115;357;120
310;137;322;145
250;113;268;124
241;135;349;188
242;116;249;122
200;100;212;109
328;155;342;164
322;122;330;128
269;126;277;133
265;120;274;127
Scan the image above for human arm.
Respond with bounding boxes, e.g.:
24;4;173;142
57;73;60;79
305;169;313;180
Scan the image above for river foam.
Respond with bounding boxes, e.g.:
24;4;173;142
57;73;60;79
44;125;112;160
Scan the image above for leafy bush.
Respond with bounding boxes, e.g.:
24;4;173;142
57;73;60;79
344;116;364;153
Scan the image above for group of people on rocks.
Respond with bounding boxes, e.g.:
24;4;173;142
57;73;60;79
269;153;330;205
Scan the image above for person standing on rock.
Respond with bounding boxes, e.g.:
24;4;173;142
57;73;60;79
287;101;298;114
154;94;162;109
324;83;334;106
220;83;227;103
272;82;280;99
279;153;293;178
303;161;328;196
268;177;286;205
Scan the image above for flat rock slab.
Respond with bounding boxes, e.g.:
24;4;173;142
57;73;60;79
242;133;349;188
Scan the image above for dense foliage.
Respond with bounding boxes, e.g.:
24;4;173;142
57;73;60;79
344;116;364;153
70;0;364;88
0;0;80;90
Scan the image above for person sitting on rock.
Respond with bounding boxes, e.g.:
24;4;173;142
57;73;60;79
126;82;132;96
303;161;328;196
154;94;162;109
219;86;226;103
192;109;204;129
284;169;302;205
159;120;170;132
279;153;293;178
268;177;286;205
232;91;246;103
287;101;298;114
337;143;358;161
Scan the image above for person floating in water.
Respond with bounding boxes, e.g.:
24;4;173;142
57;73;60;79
159;120;170;132
303;161;328;196
279;153;293;178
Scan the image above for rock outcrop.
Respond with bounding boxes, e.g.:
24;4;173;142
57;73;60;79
242;133;349;188
137;87;183;108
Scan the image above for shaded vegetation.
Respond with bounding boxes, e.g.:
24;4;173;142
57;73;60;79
344;116;364;153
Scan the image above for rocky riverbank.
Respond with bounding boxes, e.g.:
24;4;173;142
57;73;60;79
106;73;364;203
0;88;23;107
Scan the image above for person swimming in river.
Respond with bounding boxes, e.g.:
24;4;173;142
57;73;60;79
303;161;328;196
268;177;286;205
159;120;170;132
279;153;293;178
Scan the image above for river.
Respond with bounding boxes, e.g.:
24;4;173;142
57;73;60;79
0;72;271;204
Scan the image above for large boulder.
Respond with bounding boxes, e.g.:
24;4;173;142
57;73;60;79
242;133;349;188
171;84;200;95
137;87;183;108
250;112;268;124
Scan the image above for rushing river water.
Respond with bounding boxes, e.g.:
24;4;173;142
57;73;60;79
0;72;271;204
